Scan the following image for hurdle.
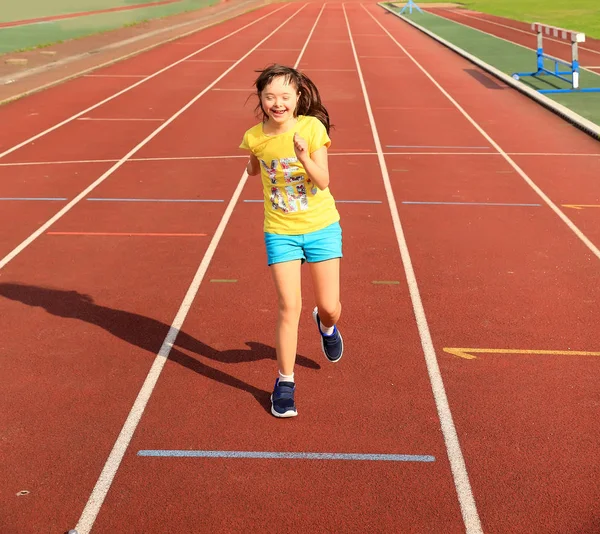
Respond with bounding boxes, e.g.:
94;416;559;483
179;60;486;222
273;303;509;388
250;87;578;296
512;22;600;94
399;0;423;15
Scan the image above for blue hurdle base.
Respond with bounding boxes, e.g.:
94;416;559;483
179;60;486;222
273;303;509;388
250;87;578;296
538;88;600;94
511;71;600;94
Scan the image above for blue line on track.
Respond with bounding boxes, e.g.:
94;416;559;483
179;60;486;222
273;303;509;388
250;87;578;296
137;450;435;462
402;201;542;207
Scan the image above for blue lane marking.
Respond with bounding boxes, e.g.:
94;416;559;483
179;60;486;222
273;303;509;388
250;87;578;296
86;198;224;202
137;450;435;462
243;200;382;204
386;145;491;150
402;201;542;207
0;197;67;201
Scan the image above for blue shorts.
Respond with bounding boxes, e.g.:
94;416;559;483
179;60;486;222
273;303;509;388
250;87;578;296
265;222;343;266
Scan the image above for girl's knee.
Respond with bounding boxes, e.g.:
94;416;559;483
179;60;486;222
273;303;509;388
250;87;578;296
318;301;341;323
278;298;302;321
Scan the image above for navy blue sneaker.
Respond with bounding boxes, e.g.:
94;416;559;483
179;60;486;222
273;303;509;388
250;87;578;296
270;378;297;418
312;307;344;363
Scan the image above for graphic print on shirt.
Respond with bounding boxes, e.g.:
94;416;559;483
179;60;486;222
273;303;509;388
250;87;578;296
261;157;309;213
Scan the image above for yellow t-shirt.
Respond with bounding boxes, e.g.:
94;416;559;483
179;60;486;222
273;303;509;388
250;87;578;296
239;115;340;235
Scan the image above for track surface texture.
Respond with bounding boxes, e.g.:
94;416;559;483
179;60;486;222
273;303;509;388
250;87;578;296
1;2;599;533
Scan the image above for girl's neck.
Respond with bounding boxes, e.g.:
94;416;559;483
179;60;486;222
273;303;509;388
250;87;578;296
263;116;299;136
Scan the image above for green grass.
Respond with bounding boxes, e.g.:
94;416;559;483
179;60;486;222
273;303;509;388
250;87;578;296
395;0;600;39
1;0;173;23
0;0;217;55
462;0;600;39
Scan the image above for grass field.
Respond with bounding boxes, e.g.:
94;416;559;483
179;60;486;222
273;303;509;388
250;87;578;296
401;0;600;38
0;0;174;23
0;0;217;54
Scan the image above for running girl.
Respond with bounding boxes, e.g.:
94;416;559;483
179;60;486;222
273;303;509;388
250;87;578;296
240;64;344;418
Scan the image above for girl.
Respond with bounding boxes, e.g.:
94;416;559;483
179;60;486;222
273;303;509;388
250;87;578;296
240;64;344;418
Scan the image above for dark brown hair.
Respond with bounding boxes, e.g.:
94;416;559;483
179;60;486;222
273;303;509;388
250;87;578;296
252;64;331;133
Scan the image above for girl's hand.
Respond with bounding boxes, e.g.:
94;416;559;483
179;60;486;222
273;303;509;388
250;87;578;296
293;132;309;162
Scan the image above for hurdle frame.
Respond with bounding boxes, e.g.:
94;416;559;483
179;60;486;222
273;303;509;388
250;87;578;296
512;22;600;94
399;0;423;15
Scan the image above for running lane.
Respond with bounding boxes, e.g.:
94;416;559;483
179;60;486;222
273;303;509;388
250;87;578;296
0;5;310;533
356;4;600;532
75;3;467;534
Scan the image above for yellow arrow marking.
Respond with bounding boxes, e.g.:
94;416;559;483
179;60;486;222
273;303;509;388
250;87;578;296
443;347;600;360
562;204;600;210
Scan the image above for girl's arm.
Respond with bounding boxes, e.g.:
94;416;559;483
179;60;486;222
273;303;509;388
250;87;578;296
246;153;260;176
293;133;329;190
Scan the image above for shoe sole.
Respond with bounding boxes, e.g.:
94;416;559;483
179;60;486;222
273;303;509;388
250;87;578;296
312;307;344;363
270;394;297;418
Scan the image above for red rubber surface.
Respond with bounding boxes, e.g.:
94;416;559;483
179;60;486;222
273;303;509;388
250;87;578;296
1;2;599;533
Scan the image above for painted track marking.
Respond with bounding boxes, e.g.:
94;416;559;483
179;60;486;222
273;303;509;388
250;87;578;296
76;117;165;122
345;5;483;533
72;4;323;533
138;450;436;461
444;347;600;360
46;232;208;237
2;151;600;167
402;201;542;207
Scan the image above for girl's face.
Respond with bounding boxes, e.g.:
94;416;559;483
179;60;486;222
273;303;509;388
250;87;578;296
260;76;300;125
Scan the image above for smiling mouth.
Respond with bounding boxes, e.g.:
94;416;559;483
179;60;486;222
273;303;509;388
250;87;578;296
271;109;286;117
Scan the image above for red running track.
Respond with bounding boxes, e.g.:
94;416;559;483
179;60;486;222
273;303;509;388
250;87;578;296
1;2;600;533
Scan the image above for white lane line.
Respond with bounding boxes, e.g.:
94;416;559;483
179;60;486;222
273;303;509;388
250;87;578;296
4;151;600;167
72;4;321;534
76;117;165;121
0;4;288;161
365;4;600;262
345;4;484;533
184;59;237;62
83;74;150;78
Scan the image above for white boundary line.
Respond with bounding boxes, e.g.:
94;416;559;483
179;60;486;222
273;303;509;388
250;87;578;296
76;117;165;121
71;4;322;533
369;4;600;261
3;151;600;167
343;4;483;533
0;4;287;161
83;74;149;78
